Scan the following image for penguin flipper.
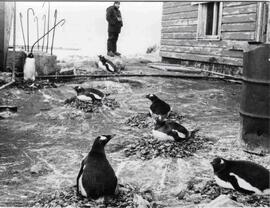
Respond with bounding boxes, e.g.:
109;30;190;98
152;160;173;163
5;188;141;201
76;157;87;196
228;175;255;195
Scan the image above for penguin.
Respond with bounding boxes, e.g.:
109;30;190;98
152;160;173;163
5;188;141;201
23;53;36;81
153;119;198;142
97;55;118;73
74;86;107;102
211;157;270;195
77;135;117;199
146;94;171;120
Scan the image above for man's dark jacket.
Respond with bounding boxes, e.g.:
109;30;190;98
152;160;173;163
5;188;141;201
106;6;123;33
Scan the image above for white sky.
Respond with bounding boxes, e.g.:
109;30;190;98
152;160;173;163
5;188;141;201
14;2;162;57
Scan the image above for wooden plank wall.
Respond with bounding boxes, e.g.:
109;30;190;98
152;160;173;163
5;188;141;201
160;2;258;66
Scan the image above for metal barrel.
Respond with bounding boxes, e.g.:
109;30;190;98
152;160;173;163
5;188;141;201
240;44;270;153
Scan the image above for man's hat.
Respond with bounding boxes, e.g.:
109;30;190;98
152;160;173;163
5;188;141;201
114;1;120;4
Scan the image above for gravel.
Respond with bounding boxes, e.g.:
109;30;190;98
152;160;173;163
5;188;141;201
64;97;120;113
124;133;211;160
28;183;154;208
125;111;184;129
13;79;58;91
184;179;270;207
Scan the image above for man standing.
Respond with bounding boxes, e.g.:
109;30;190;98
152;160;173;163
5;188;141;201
106;1;123;57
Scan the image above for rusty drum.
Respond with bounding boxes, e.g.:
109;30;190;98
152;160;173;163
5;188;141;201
240;44;270;153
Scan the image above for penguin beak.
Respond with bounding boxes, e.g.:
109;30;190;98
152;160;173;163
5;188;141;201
106;134;116;142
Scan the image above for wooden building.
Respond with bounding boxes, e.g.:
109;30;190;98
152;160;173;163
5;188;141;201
160;2;270;74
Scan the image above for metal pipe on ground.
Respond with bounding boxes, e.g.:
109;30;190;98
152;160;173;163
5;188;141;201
36;73;215;80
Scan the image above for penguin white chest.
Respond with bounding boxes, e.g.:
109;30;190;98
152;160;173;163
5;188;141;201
91;93;102;100
171;129;186;139
106;63;115;72
98;61;107;71
214;175;234;189
77;95;92;102
152;130;174;141
23;58;36;81
79;166;87;197
229;173;262;194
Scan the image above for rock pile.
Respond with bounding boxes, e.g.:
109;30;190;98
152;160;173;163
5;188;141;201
30;183;153;208
125;111;184;129
64;97;120;113
124;134;211;160
13;79;57;91
183;180;270;207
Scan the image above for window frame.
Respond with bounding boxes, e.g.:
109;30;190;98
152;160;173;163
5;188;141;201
196;2;223;41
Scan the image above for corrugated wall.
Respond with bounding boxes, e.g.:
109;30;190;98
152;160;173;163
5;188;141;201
160;2;259;66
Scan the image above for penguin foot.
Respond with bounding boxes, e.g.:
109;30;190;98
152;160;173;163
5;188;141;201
188;128;200;139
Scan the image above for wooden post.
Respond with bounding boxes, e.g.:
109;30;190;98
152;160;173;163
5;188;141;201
267;2;270;43
255;2;263;42
212;2;218;35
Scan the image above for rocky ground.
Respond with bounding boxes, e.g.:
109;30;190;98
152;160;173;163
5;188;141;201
0;54;269;207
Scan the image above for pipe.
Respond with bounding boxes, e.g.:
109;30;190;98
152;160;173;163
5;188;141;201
19;13;26;51
34;16;39;50
42;14;46;51
0;80;15;90
12;1;16;81
37;73;210;79
27;8;35;52
50;9;57;55
200;68;243;81
30;19;66;54
42;2;50;53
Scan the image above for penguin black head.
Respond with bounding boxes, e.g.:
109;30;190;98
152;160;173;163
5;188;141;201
146;94;158;102
74;86;85;94
98;55;106;63
154;118;166;129
211;157;227;173
90;134;115;155
27;53;34;58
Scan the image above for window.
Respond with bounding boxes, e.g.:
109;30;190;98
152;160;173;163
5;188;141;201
196;2;222;40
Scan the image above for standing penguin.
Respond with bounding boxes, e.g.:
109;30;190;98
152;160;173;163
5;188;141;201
77;135;117;199
146;94;171;120
74;86;106;102
211;157;270;195
97;55;118;73
153;119;190;142
23;53;36;81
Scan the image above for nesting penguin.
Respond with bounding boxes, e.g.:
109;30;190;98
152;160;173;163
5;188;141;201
146;94;171;120
77;135;117;199
97;55;118;73
211;157;270;195
153;119;190;142
74;86;106;102
23;53;36;81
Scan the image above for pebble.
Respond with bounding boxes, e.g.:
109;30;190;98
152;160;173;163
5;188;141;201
185;180;270;207
125;112;184;129
28;184;152;208
13;79;57;91
64;97;120;113
124;134;211;160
